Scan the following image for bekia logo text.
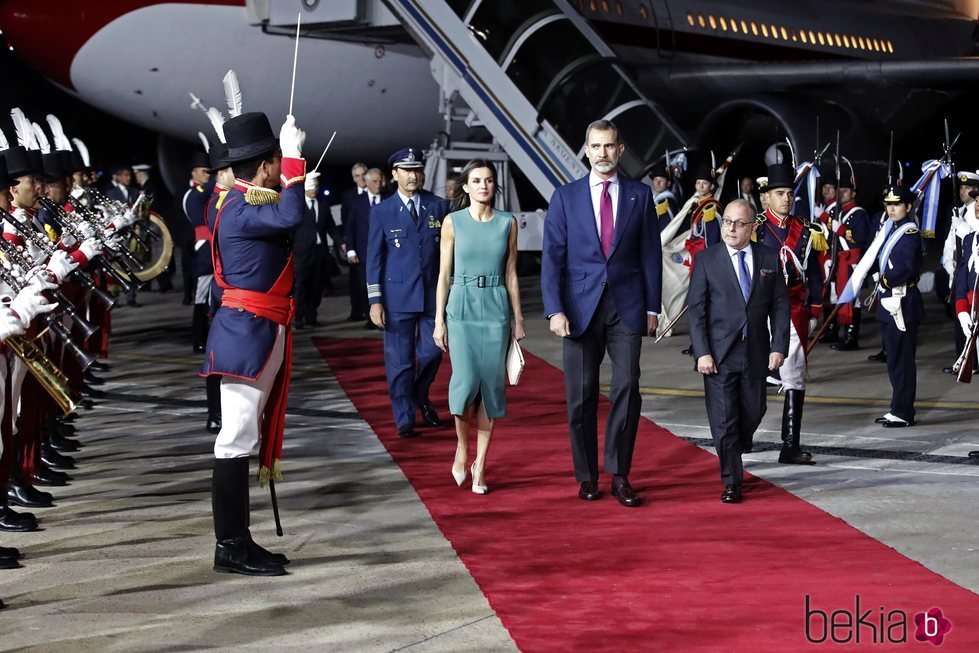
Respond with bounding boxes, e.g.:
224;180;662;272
805;595;952;646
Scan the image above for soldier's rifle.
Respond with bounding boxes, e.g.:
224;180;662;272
818;132;843;310
956;261;979;383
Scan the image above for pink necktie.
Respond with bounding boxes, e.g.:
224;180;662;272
600;180;614;258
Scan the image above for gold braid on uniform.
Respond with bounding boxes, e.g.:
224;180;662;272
805;217;830;252
244;186;280;206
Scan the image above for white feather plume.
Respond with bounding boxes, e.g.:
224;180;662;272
223;70;243;117
206;107;226;144
198;131;210;154
10;108;37;150
45;114;72;151
0;127;8;152
72;138;91;167
31;122;51;154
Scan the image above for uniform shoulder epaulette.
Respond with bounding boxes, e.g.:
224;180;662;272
194;185;205;193
244;186;280;206
907;227;919;235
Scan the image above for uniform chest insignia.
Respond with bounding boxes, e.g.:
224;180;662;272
244;186;280;206
428;218;442;229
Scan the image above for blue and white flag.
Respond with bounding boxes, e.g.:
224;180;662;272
910;159;949;238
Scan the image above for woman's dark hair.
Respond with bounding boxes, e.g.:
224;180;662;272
451;159;500;210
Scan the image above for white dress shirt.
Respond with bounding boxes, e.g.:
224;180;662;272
589;171;619;236
726;243;753;288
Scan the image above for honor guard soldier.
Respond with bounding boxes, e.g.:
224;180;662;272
875;187;922;428
200;111;307;576
184;150;214;353
827;162;873;351
366;147;450;438
685;161;722;260
755;163;826;464
648;161;677;232
942;170;979;373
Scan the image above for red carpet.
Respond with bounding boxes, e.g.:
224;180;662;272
315;337;977;651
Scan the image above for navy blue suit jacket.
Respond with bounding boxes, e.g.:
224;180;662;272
541;174;662;337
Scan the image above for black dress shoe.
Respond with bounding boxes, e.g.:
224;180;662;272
418;402;441;427
31;468;71;487
248;535;290;565
742;438;753;454
41;448;76;471
0;505;38;532
81;384;106;399
867;350;887;363
578;481;601;501
721;485;743;503
83;371;105;386
778;447;815;465
0;545;22;559
611;477;641;507
6;482;54;508
214;536;286;576
397;425;418;438
0;557;20;570
48;433;80;452
882;419;914;428
193;344;205;354
205;417;222;434
91;361;112;372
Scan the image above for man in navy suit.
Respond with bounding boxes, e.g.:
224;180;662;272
688;200;790;503
344;167;385;328
541;119;662;507
366;148;450;438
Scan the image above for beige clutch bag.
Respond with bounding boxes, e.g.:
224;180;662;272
506;338;525;386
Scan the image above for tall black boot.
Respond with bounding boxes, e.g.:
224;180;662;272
778;390;815;465
211;458;285;576
819;306;838;344
832;309;861;351
205;375;222;434
192;304;209;353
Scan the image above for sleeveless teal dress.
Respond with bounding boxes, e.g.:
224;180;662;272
446;208;513;418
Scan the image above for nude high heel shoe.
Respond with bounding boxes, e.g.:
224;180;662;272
452;464;467;487
471;462;488;495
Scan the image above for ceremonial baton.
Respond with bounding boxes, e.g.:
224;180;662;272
288;13;302;116
269;479;284;537
312;130;337;173
654;305;689;343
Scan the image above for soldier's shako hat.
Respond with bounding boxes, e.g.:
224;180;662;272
648;162;671;180
883;186;914;205
690;161;715;183
3;146;39;178
27;150;43;176
207;145;229;173
756;176;769;192
224;112;278;164
389;147;425;169
190;151;210;171
59;151;75;175
766;163;795;190
958;170;979;187
0;157;20;188
816;166;836;186
42;152;66;181
68;149;86;173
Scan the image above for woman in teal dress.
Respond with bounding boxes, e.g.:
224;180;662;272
433;159;526;494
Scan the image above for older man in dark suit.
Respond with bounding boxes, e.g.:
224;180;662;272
688;199;790;503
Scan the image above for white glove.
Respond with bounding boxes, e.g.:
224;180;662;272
958;312;973;338
43;249;79;283
809;317;819;334
79;238;102;261
304;171;320;192
11;207;29;224
111;209;136;231
9;284;57;328
0;308;26;341
77;220;97;239
279;114;305;158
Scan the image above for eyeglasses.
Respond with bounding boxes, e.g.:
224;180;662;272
721;219;755;230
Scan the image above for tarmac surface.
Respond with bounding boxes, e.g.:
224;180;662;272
1;269;978;651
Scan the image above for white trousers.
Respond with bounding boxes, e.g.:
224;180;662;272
213;324;286;459
9;350;27;437
0;352;8;459
779;322;807;391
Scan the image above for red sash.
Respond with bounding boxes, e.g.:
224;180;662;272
763;211;811;342
212;194;295;484
194;225;211;242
